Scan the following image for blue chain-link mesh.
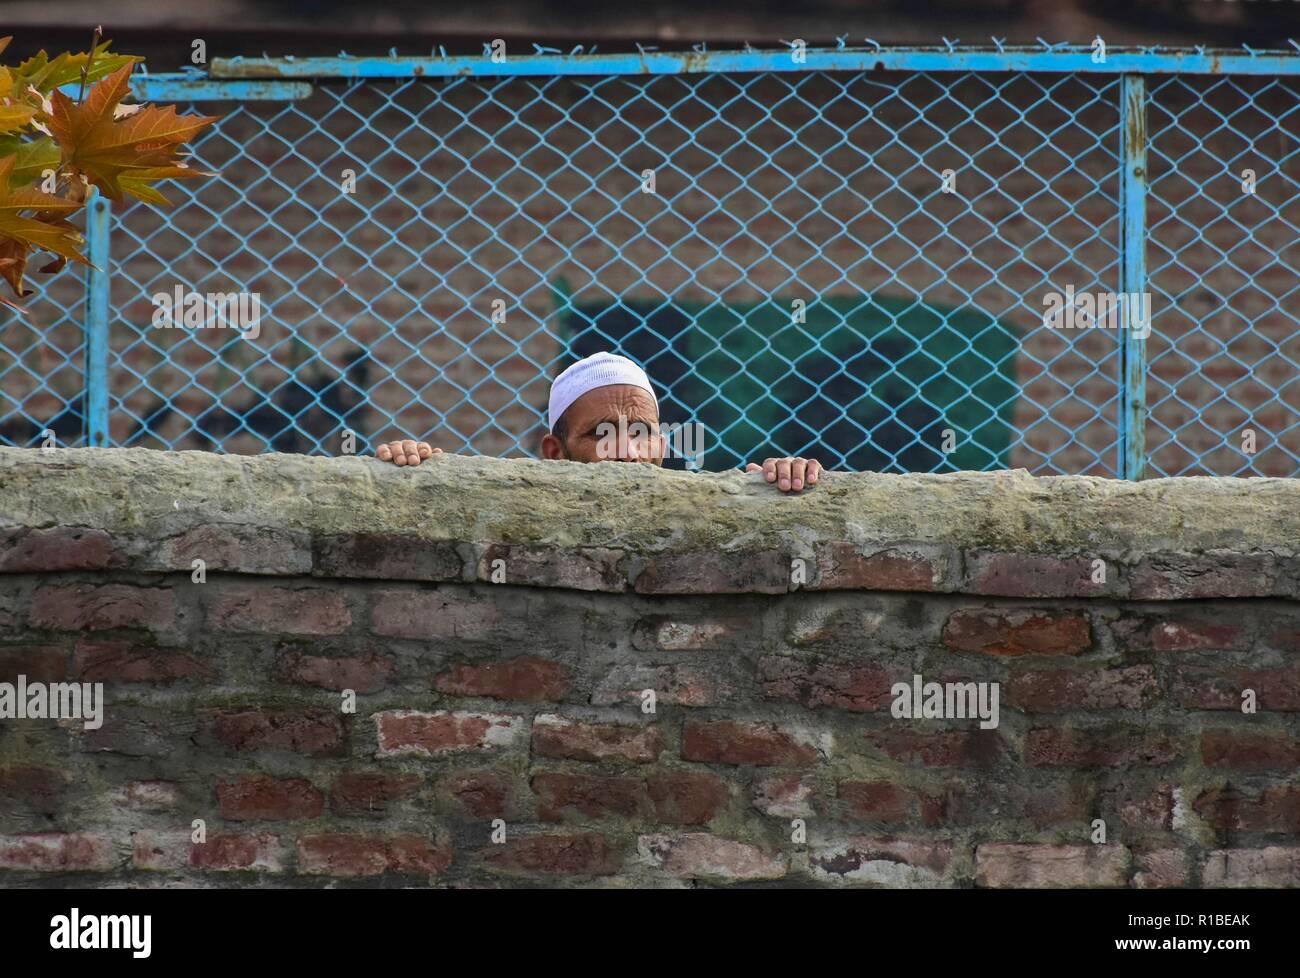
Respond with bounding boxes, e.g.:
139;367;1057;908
1;50;1296;477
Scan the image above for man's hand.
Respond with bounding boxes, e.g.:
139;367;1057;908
375;440;442;466
746;457;822;493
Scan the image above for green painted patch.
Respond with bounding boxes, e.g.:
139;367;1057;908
553;283;1021;472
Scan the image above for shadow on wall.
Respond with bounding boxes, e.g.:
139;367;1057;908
554;280;1021;472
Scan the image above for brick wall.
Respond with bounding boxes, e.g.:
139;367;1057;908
1;446;1299;887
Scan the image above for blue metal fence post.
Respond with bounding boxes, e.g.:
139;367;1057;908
84;189;111;448
1118;74;1149;481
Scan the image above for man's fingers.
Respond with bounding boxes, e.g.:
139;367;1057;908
790;458;807;491
749;457;823;490
776;458;792;491
377;440;442;466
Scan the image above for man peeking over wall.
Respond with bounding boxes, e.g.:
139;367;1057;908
375;352;823;493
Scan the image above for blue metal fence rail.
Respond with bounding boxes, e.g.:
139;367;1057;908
1;43;1296;478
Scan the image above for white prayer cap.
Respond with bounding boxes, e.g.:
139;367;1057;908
548;352;658;432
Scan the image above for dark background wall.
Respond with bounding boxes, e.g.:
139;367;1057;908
1;1;1296;478
5;0;1300;64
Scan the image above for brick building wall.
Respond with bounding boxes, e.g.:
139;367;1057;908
1;447;1298;887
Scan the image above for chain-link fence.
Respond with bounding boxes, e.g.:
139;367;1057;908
2;44;1296;477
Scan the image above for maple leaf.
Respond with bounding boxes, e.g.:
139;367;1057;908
47;63;217;203
0;67;37;134
0;135;60;186
120;163;209;206
8;40;140;95
0;232;28;296
0;153;89;300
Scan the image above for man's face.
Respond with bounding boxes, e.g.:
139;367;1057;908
543;384;664;465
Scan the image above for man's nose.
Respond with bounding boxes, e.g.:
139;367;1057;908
616;429;654;462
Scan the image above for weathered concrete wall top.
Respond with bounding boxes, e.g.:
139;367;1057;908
1;447;1297;599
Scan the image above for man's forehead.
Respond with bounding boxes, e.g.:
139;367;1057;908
569;384;658;417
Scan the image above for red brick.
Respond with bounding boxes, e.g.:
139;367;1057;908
0;766;66;816
374;709;522;756
1130;552;1277;600
154;524;310;575
814;543;945;591
205;708;345;757
1173;664;1300;711
964;552;1101;598
1114;615;1244;652
1195;786;1300;834
0;644;66;682
0;527;125;572
758;655;894;712
863;728;1000;768
634;551;789;595
207;586;351;635
73;640;214;682
1134;848;1188;889
975;843;1129;888
194;834;287;872
1007;665;1158;712
533;772;648;821
313;533;462;581
751;774;815;817
1026;727;1181;767
839;780;943;826
0;833;117;872
942;608;1091;656
29;584;174;633
1200;729;1300;771
532;715;663;764
646;771;730;825
217;776;324;821
1202;847;1300;887
591;664;723;707
274;647;394;693
1151;620;1244;651
639;832;788;880
810;838;954;885
439;772;514;817
1112;783;1175;830
133;831;286;872
371;589;500;640
435;656;570;702
477;543;625;591
297;833;451;877
483;832;620;875
682;720;821;767
332;772;422;816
